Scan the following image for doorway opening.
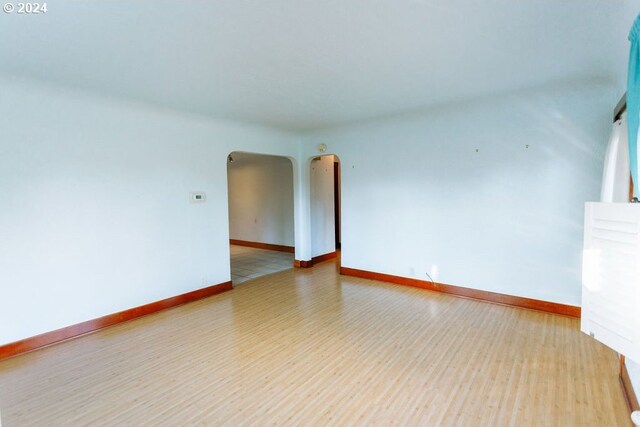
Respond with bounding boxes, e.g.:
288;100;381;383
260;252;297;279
310;154;341;265
227;151;295;284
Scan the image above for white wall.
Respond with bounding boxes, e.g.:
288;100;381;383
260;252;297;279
0;75;299;346
0;74;623;346
302;81;618;306
629;360;640;409
310;156;336;257
227;152;294;246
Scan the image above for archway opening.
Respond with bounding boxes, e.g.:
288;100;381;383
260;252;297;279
227;151;295;284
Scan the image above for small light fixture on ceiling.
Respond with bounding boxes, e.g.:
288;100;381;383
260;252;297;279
227;154;234;163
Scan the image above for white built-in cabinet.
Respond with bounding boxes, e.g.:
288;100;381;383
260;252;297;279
582;202;640;364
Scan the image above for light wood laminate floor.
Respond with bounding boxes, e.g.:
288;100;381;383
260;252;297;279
0;261;630;426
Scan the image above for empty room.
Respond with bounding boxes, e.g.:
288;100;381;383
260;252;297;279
2;1;640;426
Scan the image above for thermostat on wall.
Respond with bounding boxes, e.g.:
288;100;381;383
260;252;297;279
190;192;206;203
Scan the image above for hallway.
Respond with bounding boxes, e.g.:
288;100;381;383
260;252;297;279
230;244;294;284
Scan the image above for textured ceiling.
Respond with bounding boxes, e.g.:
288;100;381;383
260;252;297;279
0;0;637;130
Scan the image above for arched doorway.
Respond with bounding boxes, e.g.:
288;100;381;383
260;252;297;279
227;151;295;284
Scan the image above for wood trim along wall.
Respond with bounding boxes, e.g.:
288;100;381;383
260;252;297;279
340;266;581;318
230;239;295;253
294;260;313;268
312;251;337;265
294;251;337;269
620;355;640;414
0;281;233;361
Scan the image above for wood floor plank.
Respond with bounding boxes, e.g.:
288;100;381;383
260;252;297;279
0;262;630;426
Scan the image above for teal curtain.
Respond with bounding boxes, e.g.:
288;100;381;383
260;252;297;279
629;13;640;199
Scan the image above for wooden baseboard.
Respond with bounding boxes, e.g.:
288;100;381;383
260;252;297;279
620;355;640;414
294;251;337;269
312;251;337;264
0;281;233;361
340;267;580;318
230;239;294;253
294;259;313;268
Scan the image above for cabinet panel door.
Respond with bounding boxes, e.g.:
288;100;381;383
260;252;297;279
582;203;640;363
